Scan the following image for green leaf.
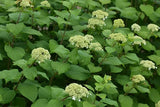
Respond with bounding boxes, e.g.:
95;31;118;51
5;45;25;61
0;69;21;83
68;48;79;64
23;27;43;36
22;67;37;80
13;59;27;69
36;16;51;26
115;75;130;86
99;57;123;65
136;85;150;93
47;99;63;107
31;99;48;107
0;88;16;104
62;1;72;9
125;53;139;62
119;95;133;107
65;65;90;81
6;23;25;35
18;83;38;102
54;10;69;19
51;87;65;99
142;41;156;51
9;12;29;22
88;64;102;73
105;47;116;54
148;55;160;65
115;0;131;9
94;75;104;83
149;88;160;103
37;72;49;80
83;101;96;107
39;86;51;99
101;98;118;107
99;0;111;5
138;103;149;107
123;82;137;94
78;50;92;66
110;66;123;73
51;61;70;75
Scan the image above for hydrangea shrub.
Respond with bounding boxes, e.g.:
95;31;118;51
0;0;160;107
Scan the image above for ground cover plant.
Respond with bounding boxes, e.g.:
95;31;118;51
0;0;160;107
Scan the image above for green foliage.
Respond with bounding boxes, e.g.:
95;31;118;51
0;0;160;106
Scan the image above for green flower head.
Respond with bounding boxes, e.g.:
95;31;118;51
87;18;106;29
147;24;159;32
131;74;145;83
40;0;51;8
140;60;157;70
109;33;127;43
92;10;108;20
113;19;125;28
131;23;141;32
31;47;51;63
156;101;160;107
65;83;90;101
89;42;103;51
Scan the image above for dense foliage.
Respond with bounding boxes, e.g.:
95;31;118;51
0;0;160;107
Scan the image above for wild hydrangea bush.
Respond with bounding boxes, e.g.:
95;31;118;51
0;0;160;107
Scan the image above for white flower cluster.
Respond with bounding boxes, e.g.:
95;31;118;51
69;34;94;48
89;42;103;51
40;0;51;8
140;60;157;70
88;10;108;29
131;74;145;83
131;23;141;32
65;83;90;101
31;47;51;63
92;10;108;20
147;24;159;32
15;0;32;7
131;36;146;46
113;19;125;28
156;101;160;107
109;33;127;43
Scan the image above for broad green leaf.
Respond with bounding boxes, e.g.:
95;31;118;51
123;82;137;94
125;53;139;62
6;23;25;35
94;75;103;83
101;98;118;107
119;95;133;107
23;27;43;36
99;57;123;65
39;60;53;72
136;85;150;93
49;39;58;53
115;75;130;85
31;99;48;107
13;59;27;69
51;61;70;75
0;29;10;40
88;64;102;73
18;83;38;102
65;65;90;81
96;93;106;99
110;66;123;73
62;1;72;9
22;67;37;80
0;69;21;83
68;48;79;64
0;88;16;104
138;103;149;107
39;86;51;99
105;47;116;54
51;87;65;99
115;0;131;9
9;12;29;22
36;17;51;26
83;101;96;107
49;16;71;26
47;99;63;107
149;88;160;103
99;0;111;5
54;10;70;19
78;50;92;66
37;72;49;80
142;41;156;51
148;55;160;65
5;45;25;61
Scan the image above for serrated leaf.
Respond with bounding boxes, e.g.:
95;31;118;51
99;57;123;65
142;41;156;51
138;103;149;107
51;61;70;75
65;65;90;81
88;64;102;73
13;59;27;69
47;99;63;107
22;67;37;80
83;101;96;107
94;75;103;83
149;88;160;103
136;85;150;93
119;95;133;107
148;55;160;65
23;27;43;36
5;45;25;61
101;98;118;107
18;83;38;102
99;0;111;5
31;99;48;107
37;72;49;80
125;53;139;62
6;23;24;35
110;66;123;73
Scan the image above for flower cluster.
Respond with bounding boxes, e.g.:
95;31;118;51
65;83;90;101
131;74;145;83
109;33;127;43
131;23;141;32
40;0;51;8
89;42;103;51
31;47;51;63
88;10;108;29
156;101;160;107
87;18;106;29
140;60;157;70
69;34;94;48
147;24;159;32
113;19;125;28
131;36;146;46
15;0;32;7
92;10;108;20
